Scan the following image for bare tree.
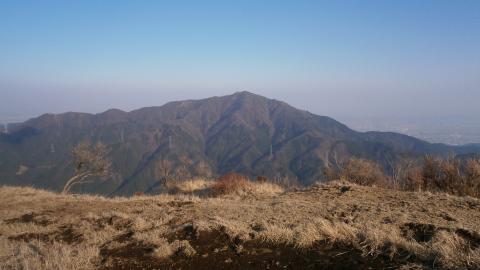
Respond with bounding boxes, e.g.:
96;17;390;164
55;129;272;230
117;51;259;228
332;149;344;170
62;141;110;194
156;158;173;187
401;155;480;198
192;160;213;178
405;166;424;191
439;156;462;195
465;158;480;197
176;156;192;179
323;146;345;181
385;154;416;190
421;155;443;192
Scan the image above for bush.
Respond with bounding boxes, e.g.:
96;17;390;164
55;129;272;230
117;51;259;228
402;156;480;198
464;158;480;197
403;166;423;191
323;166;339;181
211;173;250;195
256;176;268;183
324;155;480;198
339;158;389;187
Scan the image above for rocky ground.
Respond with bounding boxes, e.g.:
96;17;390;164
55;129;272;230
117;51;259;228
1;182;480;269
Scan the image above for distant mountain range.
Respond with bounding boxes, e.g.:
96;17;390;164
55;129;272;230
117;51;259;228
1;91;479;196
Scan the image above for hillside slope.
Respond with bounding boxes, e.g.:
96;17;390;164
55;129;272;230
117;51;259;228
0;92;479;195
1;183;479;269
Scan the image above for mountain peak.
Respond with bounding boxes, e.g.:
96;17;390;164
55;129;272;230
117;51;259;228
229;91;267;100
232;90;256;96
101;108;126;115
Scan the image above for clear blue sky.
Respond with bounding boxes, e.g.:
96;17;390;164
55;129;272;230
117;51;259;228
0;0;479;123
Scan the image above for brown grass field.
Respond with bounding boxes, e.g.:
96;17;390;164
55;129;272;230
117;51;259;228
1;180;480;270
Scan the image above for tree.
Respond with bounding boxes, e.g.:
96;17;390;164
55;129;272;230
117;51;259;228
156;158;173;187
62;141;111;194
464;158;480;197
402;155;480;198
176;156;192;179
418;155;437;191
439;156;462;195
405;166;424;191
385;154;416;190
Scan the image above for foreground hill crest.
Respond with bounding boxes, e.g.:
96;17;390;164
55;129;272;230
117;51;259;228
1;183;479;269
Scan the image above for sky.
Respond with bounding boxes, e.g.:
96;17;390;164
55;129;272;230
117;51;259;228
0;0;479;125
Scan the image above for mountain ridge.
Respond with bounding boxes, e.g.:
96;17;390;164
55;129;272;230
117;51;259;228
1;91;479;195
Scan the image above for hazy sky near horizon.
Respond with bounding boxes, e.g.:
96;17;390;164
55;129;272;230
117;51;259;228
0;0;479;123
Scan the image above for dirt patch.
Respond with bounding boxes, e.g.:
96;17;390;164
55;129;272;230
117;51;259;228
55;225;84;244
456;228;480;248
401;222;480;249
167;223;200;242
8;232;51;242
98;229;421;270
339;186;351;193
401;223;438;243
4;212;52;226
100;241;157;269
439;212;457;222
167;201;195;207
114;230;135;243
466;200;480;209
96;216;132;230
7;225;83;244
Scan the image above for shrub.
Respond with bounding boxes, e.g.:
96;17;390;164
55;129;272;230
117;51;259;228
404;166;423;191
464;158;480;197
323;166;339;181
324;155;480;198
256;176;268;183
339;158;389;187
402;156;480;198
211;173;250;195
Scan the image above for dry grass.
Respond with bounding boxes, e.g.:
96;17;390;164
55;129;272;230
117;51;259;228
172;179;215;193
256;212;480;268
0;237;99;270
1;183;479;269
167;177;284;197
0;185;201;270
153;240;196;259
430;230;480;268
245;181;284;195
211;173;284;196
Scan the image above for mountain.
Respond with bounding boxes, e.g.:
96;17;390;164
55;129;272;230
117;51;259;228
1;91;479;195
